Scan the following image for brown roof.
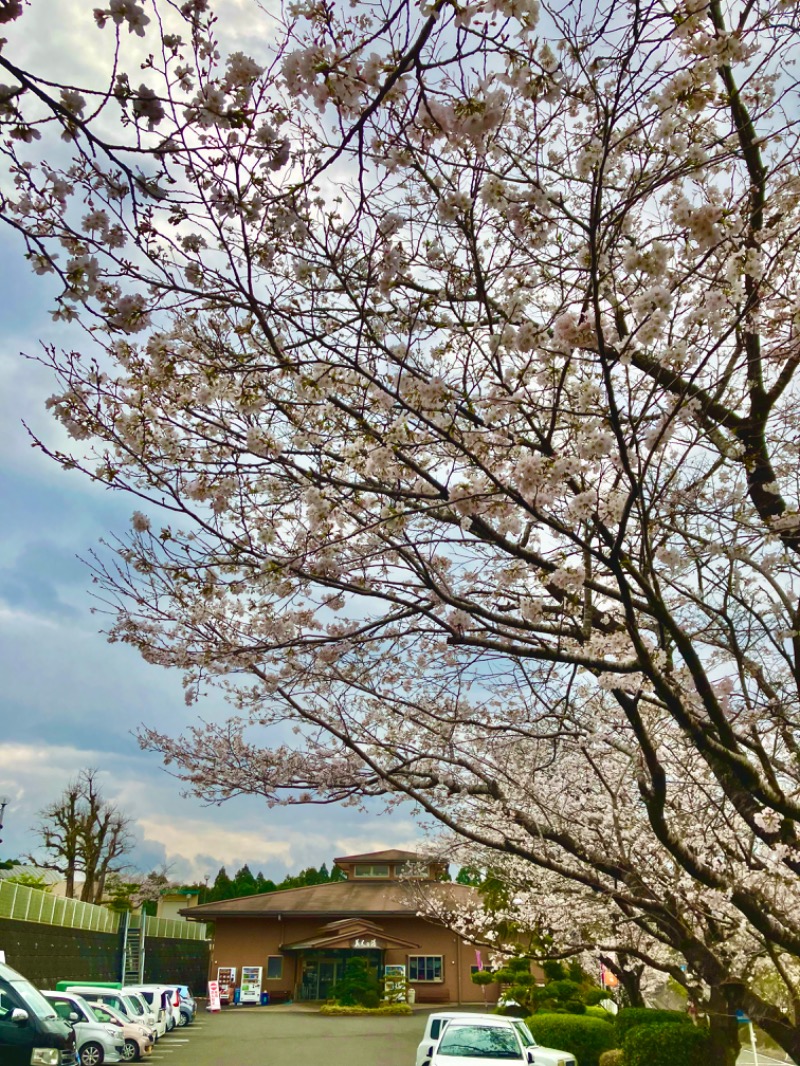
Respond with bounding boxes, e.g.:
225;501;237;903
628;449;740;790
282;918;420;951
180;879;476;919
334;849;432;864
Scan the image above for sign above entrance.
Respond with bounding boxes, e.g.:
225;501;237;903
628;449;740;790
352;937;379;948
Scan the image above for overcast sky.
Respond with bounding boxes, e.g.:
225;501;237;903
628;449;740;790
0;0;424;886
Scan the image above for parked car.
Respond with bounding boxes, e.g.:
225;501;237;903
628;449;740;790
84;1002;153;1062
0;960;76;1066
123;989;172;1031
41;991;125;1066
418;1015;576;1066
118;991;161;1039
65;989;161;1041
175;985;196;1027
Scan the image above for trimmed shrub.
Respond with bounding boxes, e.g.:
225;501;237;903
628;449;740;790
319;1003;413;1015
528;1013;617;1066
598;1051;624;1066
329;956;380;1007
584;987;608;1006
615;1007;691;1041
623;1021;709;1066
586;1005;615;1023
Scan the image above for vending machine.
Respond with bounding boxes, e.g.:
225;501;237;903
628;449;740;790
217;966;237;1005
240;966;263;1005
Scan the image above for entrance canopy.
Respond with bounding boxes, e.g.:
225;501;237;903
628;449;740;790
282;917;419;952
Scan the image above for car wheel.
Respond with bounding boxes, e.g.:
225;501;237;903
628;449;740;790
80;1042;104;1066
177;1011;189;1027
122;1039;140;1062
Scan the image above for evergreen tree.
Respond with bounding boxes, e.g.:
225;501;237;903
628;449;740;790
208;866;235;902
233;863;258;897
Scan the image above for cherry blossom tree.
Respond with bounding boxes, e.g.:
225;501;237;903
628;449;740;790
3;0;800;1058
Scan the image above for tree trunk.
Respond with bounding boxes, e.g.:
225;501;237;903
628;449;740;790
706;985;740;1066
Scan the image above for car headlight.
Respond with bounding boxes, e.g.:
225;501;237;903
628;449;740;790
105;1026;120;1037
30;1050;60;1066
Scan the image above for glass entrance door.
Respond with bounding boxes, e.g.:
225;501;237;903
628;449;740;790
318;960;337;1000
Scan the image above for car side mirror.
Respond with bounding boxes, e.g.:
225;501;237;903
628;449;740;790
69;1012;80;1022
428;1047;435;1058
526;1052;536;1064
11;1008;29;1024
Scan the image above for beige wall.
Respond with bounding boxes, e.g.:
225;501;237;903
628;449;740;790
209;914;500;1004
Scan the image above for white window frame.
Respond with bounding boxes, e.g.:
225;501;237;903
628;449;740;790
408;955;444;983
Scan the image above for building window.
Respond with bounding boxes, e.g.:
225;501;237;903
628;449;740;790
409;955;443;982
395;862;429;878
266;956;283;980
353;863;390;878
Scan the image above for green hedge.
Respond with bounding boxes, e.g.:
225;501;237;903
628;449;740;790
586;1005;615;1023
615;1007;691;1040
528;1013;617;1066
598;1052;624;1066
318;1003;413;1015
624;1022;709;1066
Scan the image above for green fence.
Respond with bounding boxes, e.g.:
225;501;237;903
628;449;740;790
142;914;208;940
0;881;120;934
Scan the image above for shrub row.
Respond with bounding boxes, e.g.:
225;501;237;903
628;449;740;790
528;1006;705;1066
623;1022;709;1066
318;1002;413;1015
527;1014;617;1066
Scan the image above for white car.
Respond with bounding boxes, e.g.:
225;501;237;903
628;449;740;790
418;1014;576;1066
65;988;161;1040
125;986;177;1033
119;990;163;1039
41;990;126;1066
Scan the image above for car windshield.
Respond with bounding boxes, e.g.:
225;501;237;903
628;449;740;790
511;1022;537;1048
437;1025;523;1060
123;995;143;1015
12;981;58;1020
91;1004;121;1025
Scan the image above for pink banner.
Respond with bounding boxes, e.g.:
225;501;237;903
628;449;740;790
207;980;221;1012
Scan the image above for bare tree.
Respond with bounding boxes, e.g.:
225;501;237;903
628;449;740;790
32;769;133;904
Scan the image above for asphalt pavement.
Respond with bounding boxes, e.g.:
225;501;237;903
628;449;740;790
151;1007;797;1066
148;1006;426;1066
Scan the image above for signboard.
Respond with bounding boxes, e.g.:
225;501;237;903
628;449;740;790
353;937;378;948
240;966;263;1005
217;967;237;1004
207;980;221;1012
383;964;407;1003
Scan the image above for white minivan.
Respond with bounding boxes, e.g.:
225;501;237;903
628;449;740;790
124;987;175;1034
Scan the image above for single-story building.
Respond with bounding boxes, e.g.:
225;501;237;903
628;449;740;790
182;849;500;1005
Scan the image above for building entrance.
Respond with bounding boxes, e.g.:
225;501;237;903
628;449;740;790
298;949;383;1001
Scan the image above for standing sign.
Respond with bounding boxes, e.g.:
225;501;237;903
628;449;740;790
207;980;221;1012
217;967;237;1005
240;966;263;1005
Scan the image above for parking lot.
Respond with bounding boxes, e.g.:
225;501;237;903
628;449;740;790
144;1006;797;1066
150;1007;427;1066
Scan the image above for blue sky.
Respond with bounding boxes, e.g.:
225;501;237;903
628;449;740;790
0;3;423;886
